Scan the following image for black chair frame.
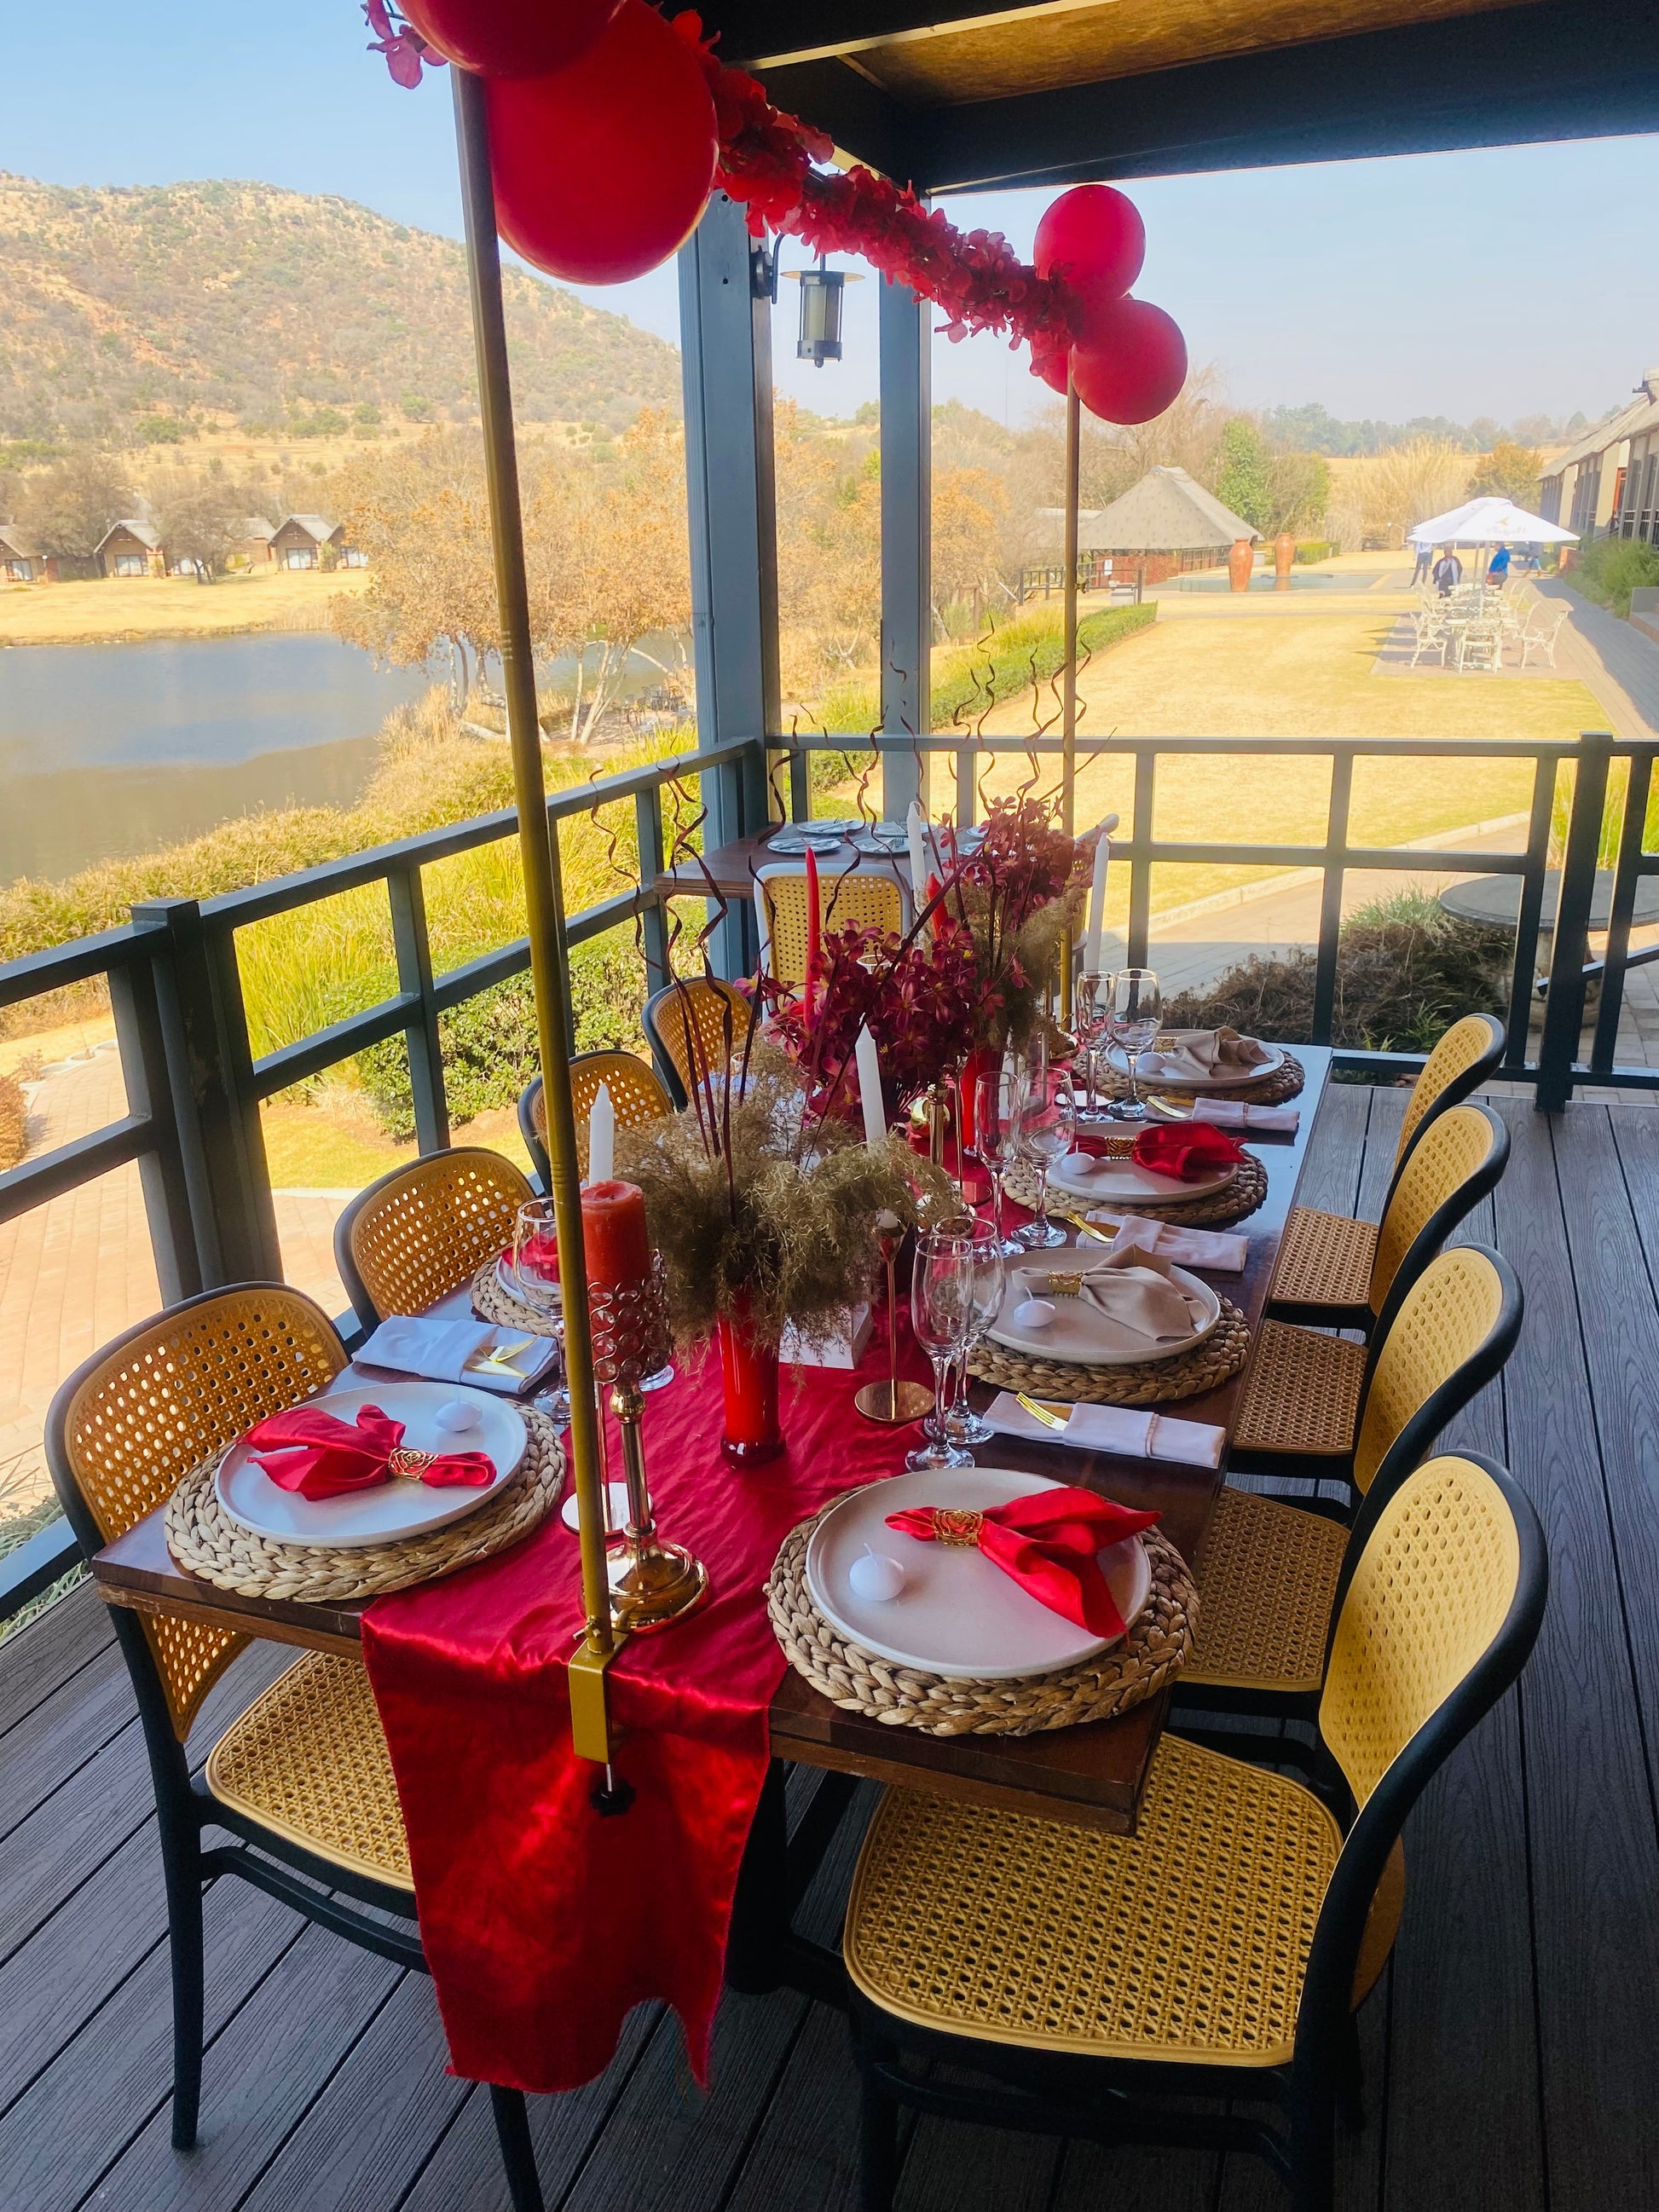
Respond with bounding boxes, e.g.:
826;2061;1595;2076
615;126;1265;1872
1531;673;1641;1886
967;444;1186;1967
851;1453;1548;2212
44;1286;545;2210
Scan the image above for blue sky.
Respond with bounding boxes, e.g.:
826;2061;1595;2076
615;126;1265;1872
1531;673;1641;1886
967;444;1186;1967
5;0;1658;430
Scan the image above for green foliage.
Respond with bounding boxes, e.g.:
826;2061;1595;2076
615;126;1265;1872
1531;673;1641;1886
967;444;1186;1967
1214;419;1273;533
136;414;189;444
1569;534;1659;619
289;407;350;439
1164;888;1512;1054
1469;439;1544;508
1293;540;1333;563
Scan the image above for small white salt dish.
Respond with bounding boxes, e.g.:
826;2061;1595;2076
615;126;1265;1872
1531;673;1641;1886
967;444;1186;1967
1010;1297;1057;1331
435;1397;482;1434
561;1482;632;1533
847;1547;907;1603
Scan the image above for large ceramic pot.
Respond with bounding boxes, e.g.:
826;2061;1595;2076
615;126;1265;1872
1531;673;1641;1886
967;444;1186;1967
1274;532;1296;586
1228;538;1255;592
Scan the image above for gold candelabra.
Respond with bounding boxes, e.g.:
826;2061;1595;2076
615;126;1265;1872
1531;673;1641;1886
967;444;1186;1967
589;1256;708;1632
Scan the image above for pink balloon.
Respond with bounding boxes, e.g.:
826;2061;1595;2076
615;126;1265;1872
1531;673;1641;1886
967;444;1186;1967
1033;185;1145;299
1070;298;1188;425
402;0;621;78
487;0;717;286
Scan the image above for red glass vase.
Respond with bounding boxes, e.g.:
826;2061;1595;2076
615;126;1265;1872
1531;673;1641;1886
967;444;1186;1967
717;1312;783;1465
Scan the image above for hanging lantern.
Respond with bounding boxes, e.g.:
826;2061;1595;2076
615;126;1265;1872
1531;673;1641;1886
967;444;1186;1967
789;257;862;366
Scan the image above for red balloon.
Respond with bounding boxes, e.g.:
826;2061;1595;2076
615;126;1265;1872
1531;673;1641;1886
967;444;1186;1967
1033;185;1145;299
402;0;621;78
486;0;717;285
1070;298;1188;425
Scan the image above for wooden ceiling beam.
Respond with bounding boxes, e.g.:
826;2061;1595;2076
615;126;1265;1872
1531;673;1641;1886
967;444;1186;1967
698;0;1090;72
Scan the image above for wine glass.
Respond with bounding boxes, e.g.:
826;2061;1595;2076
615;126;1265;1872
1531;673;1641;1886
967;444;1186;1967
944;1217;1004;1449
512;1199;570;1426
1015;1037;1070;1249
906;1229;975;1472
1106;968;1162;1123
970;1065;1027;1258
1072;971;1113;1125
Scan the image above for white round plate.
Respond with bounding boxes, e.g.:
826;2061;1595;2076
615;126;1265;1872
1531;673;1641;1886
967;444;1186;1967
767;822;856;854
988;1260;1220;1365
806;1464;1151;1679
1050;1152;1235;1205
1108;1039;1285;1091
497;1252;560;1311
216;1382;527;1549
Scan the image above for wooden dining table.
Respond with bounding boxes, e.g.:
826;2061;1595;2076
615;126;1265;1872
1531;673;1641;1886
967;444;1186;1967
92;1048;1331;1868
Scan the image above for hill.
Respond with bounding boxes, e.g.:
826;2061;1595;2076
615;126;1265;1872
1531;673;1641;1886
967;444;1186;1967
0;174;681;445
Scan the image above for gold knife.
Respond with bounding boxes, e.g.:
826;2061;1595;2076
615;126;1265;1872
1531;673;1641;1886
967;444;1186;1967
465;1331;539;1377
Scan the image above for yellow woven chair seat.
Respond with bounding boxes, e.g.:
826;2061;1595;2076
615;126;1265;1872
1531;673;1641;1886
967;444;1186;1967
1233;1320;1367;1457
1270;1206;1379;1309
205;1651;412;1891
1185;1487;1349;1694
847;1735;1340;2068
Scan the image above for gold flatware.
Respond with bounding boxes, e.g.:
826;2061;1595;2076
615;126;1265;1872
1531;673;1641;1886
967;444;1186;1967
1056;1209;1115;1243
1015;1391;1071;1432
465;1331;539;1377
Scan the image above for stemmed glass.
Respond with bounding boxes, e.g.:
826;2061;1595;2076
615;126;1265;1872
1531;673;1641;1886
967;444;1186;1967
1107;968;1163;1123
1072;972;1113;1125
512;1199;570;1426
906;1228;975;1471
970;1065;1027;1257
944;1217;1004;1449
1015;1037;1070;1249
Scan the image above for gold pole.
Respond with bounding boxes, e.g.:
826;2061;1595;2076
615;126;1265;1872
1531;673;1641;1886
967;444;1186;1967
452;69;619;1754
1059;370;1081;1027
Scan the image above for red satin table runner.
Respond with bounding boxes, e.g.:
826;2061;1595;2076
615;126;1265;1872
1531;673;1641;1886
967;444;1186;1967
361;1325;932;2096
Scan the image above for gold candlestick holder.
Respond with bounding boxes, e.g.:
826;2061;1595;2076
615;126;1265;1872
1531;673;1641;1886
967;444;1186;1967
590;1256;708;1632
854;1212;935;1425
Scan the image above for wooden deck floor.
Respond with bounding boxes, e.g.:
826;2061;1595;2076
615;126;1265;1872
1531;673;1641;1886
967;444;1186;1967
3;1084;1656;2212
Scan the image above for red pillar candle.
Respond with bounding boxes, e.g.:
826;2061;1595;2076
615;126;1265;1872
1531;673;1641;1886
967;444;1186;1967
580;1178;652;1292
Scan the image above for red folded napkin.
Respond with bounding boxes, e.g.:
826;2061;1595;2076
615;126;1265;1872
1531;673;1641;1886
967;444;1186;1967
885;1487;1159;1637
1131;1122;1248;1182
244;1404;495;1501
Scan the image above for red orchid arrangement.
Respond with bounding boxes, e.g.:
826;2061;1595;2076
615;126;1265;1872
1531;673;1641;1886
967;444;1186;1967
363;0;442;85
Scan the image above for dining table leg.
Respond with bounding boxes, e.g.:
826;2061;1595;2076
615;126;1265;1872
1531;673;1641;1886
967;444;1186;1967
725;1761;855;2007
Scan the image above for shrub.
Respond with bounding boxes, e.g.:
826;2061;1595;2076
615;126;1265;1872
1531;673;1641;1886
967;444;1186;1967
1570;535;1659;619
1293;540;1333;563
0;1072;27;1171
1163;888;1512;1054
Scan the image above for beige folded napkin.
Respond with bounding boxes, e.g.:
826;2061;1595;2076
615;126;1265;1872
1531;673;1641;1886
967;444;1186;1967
1191;1098;1299;1133
357;1315;557;1397
985;1390;1224;1470
1142;1026;1273;1081
1014;1245;1199;1343
1089;1212;1248;1273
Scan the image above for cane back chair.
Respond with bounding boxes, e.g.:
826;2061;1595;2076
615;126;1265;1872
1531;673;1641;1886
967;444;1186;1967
334;1146;535;1331
643;975;754;1107
754;863;905;987
517;1050;672;1189
1178;1245;1523;1715
44;1285;545;2209
1270;1027;1505;1317
844;1453;1546;2212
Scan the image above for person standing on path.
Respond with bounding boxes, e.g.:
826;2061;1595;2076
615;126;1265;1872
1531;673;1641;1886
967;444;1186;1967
1412;539;1434;586
1432;549;1463;596
1487;544;1512;587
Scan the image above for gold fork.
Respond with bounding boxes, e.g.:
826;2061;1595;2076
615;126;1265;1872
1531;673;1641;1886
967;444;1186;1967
1015;1391;1071;1432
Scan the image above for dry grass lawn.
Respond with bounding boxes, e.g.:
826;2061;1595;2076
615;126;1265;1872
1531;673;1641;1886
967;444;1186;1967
0;567;370;646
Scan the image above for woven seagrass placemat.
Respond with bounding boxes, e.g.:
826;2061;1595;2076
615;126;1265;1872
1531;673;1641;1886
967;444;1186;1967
471;1256;558;1336
165;1406;564;1603
967;1297;1249;1406
767;1506;1195;1736
1094;1046;1305;1107
1008;1150;1268;1228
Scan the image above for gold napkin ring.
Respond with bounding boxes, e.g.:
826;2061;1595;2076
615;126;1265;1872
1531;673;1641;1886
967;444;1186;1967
933;1508;986;1547
1042;1271;1084;1298
387;1446;436;1481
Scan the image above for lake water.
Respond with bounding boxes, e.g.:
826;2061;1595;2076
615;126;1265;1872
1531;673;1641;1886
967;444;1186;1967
0;632;431;885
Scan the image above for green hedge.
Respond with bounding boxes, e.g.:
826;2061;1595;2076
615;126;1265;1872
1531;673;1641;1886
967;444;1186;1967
1569;535;1659;619
1293;540;1333;564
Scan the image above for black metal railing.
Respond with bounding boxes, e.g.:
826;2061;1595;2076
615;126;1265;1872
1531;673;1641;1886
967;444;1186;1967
3;724;1653;1628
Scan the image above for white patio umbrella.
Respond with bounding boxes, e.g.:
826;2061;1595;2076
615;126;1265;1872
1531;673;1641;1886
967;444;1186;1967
1408;495;1578;546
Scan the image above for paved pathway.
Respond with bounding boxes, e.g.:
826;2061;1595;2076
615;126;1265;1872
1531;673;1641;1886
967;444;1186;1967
1539;577;1659;737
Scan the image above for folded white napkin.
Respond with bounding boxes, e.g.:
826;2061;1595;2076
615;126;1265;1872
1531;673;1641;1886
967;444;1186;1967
1142;1027;1273;1082
1088;1212;1248;1273
985;1390;1224;1470
1014;1245;1199;1343
1191;1098;1298;1133
357;1315;557;1397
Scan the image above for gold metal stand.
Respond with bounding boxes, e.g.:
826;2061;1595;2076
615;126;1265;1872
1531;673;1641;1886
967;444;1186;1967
855;1216;934;1425
592;1261;708;1633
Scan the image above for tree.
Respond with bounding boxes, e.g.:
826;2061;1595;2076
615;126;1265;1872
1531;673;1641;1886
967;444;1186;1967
1470;438;1545;510
1263;450;1330;537
149;471;252;579
1213;419;1273;532
930;466;1006;632
20;450;132;561
1366;437;1474;546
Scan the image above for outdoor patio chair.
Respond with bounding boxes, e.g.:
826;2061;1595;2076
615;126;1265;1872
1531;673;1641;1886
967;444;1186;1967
753;861;905;987
518;1049;671;1187
1456;619;1503;673
643;974;754;1106
1176;1245;1522;1719
1269;1031;1505;1319
1519;606;1569;668
843;1452;1546;2212
43;1285;547;2210
1407;609;1449;666
334;1146;535;1331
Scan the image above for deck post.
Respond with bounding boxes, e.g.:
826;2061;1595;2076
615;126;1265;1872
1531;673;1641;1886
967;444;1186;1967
679;194;779;974
879;271;931;823
1537;729;1614;1111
